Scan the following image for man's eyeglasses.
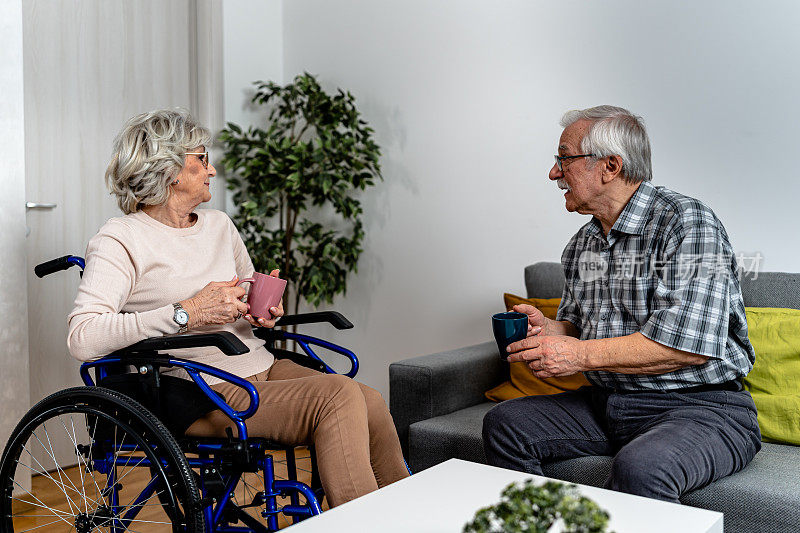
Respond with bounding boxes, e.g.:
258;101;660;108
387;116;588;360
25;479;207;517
554;153;594;172
186;151;210;169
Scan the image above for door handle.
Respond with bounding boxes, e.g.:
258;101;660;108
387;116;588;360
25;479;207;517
26;202;57;210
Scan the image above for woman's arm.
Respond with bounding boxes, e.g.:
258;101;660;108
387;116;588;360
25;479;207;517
68;228;250;361
67;234;177;361
229;216;256;280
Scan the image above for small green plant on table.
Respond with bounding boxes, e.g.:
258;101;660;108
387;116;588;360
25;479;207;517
464;479;612;533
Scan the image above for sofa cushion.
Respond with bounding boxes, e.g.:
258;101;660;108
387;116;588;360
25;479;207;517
542;443;800;533
740;272;800;310
503;293;562;319
408;403;493;472
678;443;800;533
409;402;800;533
524;262;566;299
541;455;612;487
743;306;800;445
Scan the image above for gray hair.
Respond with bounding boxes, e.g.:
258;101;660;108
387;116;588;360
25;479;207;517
560;105;652;184
104;108;212;214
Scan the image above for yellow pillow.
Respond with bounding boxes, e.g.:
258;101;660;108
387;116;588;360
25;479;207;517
485;294;590;402
743;307;800;445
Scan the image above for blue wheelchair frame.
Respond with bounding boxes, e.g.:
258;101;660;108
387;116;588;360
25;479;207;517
39;255;363;532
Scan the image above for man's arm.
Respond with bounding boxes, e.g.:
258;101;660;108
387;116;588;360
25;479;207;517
506;332;708;378
582;332;708;374
545;317;580;338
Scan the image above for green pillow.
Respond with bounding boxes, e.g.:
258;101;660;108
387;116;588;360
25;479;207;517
744;307;800;445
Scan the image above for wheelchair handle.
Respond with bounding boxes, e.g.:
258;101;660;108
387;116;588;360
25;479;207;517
34;255;85;277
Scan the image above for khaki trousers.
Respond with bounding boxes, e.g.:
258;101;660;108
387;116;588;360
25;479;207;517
185;358;409;507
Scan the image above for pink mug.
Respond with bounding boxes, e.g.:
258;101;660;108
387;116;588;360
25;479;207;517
236;272;287;319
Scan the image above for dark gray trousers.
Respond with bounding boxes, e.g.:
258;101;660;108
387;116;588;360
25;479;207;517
482;386;762;503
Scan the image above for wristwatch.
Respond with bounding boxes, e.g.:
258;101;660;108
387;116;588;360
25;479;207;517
172;303;189;333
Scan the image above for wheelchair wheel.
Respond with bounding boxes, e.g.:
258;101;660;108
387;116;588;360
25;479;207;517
0;387;204;532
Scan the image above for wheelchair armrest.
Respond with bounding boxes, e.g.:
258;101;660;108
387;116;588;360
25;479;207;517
108;332;250;357
273;311;353;330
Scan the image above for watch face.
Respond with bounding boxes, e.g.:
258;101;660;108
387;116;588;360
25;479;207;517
175;309;189;325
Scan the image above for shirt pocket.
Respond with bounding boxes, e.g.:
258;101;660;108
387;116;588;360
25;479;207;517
612;276;656;328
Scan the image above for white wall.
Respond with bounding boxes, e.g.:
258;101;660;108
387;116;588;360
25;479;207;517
222;0;283;210
221;0;800;397
0;0;30;474
223;0;283;128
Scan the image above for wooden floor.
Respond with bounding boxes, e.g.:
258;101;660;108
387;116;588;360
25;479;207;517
11;447;327;532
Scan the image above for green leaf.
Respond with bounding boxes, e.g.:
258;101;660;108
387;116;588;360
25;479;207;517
222;73;383;315
463;480;611;533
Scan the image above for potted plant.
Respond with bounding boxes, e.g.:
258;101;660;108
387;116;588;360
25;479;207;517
219;73;382;318
464;479;612;533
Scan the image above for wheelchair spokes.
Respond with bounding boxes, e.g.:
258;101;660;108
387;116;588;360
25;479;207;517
10;413;177;532
11;417;107;531
1;388;205;532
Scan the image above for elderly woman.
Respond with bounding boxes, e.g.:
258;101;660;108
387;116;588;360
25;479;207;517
68;108;409;507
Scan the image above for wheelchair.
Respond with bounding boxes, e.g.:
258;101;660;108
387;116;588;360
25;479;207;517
1;255;367;532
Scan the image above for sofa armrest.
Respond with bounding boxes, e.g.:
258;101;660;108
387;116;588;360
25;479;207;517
389;341;506;456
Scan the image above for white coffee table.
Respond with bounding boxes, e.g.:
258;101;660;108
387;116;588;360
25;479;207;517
287;459;723;532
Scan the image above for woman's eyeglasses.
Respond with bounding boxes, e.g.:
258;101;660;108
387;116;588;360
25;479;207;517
185;151;210;169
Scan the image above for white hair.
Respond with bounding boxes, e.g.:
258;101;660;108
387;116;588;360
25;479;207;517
560;105;652;184
105;108;212;214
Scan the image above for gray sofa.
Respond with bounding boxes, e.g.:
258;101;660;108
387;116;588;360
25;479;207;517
390;262;800;533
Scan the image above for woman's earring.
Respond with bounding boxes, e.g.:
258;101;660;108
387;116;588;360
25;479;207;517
173;179;180;185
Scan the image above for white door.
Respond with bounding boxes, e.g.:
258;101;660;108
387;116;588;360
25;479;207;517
1;0;32;494
23;0;221;465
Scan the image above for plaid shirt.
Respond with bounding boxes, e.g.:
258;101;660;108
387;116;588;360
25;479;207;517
556;180;754;391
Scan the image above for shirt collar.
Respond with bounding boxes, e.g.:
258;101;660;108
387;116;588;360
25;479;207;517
608;180;656;236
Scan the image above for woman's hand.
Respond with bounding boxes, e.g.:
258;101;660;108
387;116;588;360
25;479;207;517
181;276;249;329
244;269;285;328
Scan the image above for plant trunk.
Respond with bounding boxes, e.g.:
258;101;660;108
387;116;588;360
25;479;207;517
284;206;299;339
283;202;292;276
279;194;284;232
293;289;301;337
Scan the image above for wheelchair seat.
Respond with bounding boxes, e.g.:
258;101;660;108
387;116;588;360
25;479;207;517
98;372;223;437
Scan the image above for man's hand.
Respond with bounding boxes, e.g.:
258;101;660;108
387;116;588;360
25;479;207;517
513;303;581;338
512;304;546;337
506;335;588;378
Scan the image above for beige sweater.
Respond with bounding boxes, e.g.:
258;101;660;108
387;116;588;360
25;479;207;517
68;209;274;384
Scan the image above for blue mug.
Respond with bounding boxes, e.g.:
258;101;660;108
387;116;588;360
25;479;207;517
492;311;528;360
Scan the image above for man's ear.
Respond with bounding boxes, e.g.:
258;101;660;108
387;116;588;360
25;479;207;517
601;155;623;183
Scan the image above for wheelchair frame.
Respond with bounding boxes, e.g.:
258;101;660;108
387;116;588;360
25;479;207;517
3;255;363;533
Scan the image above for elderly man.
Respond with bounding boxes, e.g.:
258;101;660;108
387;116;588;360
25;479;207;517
482;105;761;503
